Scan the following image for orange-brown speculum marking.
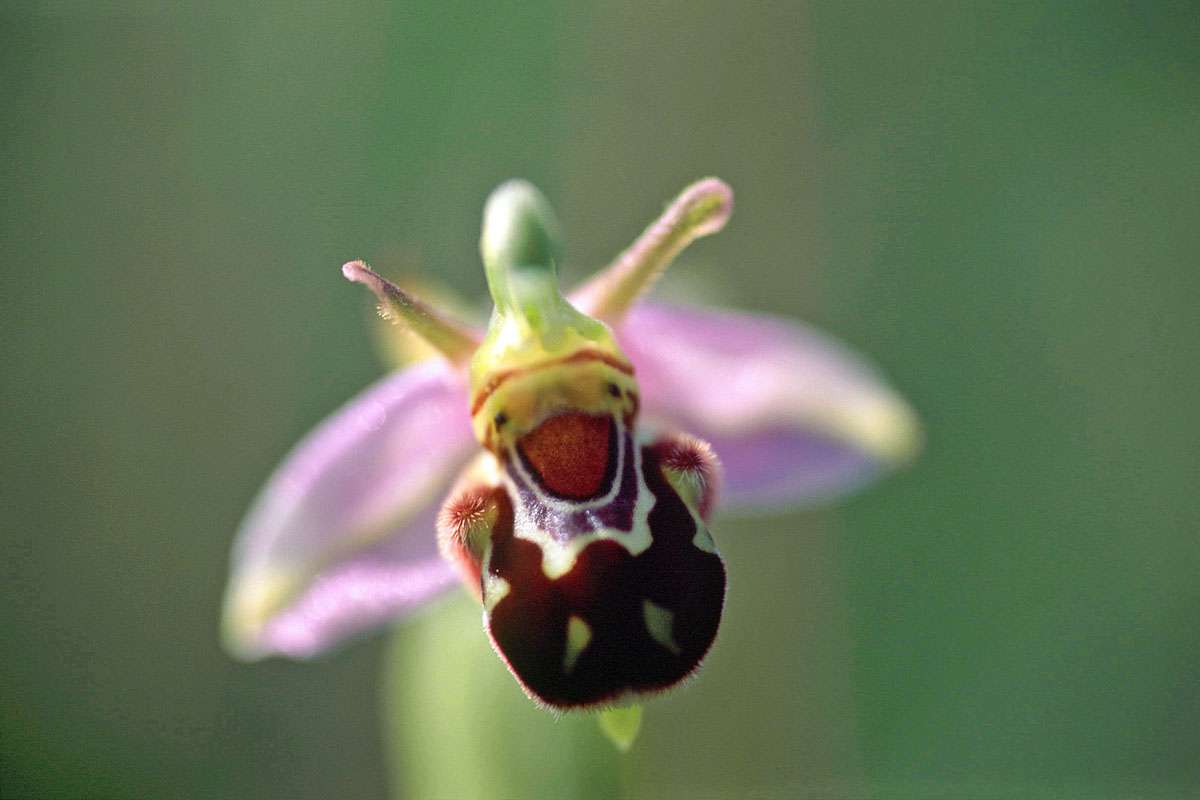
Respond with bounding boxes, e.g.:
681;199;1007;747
517;413;614;500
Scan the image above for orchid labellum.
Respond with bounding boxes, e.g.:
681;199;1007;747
222;178;919;714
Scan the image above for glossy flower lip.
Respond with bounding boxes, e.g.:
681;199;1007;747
221;177;920;664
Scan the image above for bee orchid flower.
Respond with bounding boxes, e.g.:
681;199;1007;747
221;178;919;712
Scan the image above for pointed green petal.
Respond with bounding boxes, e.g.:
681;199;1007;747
343;260;480;365
571;178;733;323
597;705;643;752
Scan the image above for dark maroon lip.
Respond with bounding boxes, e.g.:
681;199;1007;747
484;442;726;710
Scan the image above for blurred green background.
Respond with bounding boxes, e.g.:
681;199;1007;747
3;2;1197;798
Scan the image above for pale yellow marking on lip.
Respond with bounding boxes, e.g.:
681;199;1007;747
642;599;681;655
692;523;718;554
563;615;592;673
541;542;582;580
483;573;510;613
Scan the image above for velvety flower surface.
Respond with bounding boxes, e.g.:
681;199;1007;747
221;178;919;708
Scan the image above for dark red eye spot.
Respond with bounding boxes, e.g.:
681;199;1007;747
607;382;621;398
517;413;614;500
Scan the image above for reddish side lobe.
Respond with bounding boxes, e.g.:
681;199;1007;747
485;444;726;709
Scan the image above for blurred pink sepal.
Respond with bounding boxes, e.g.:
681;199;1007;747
221;178;920;663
